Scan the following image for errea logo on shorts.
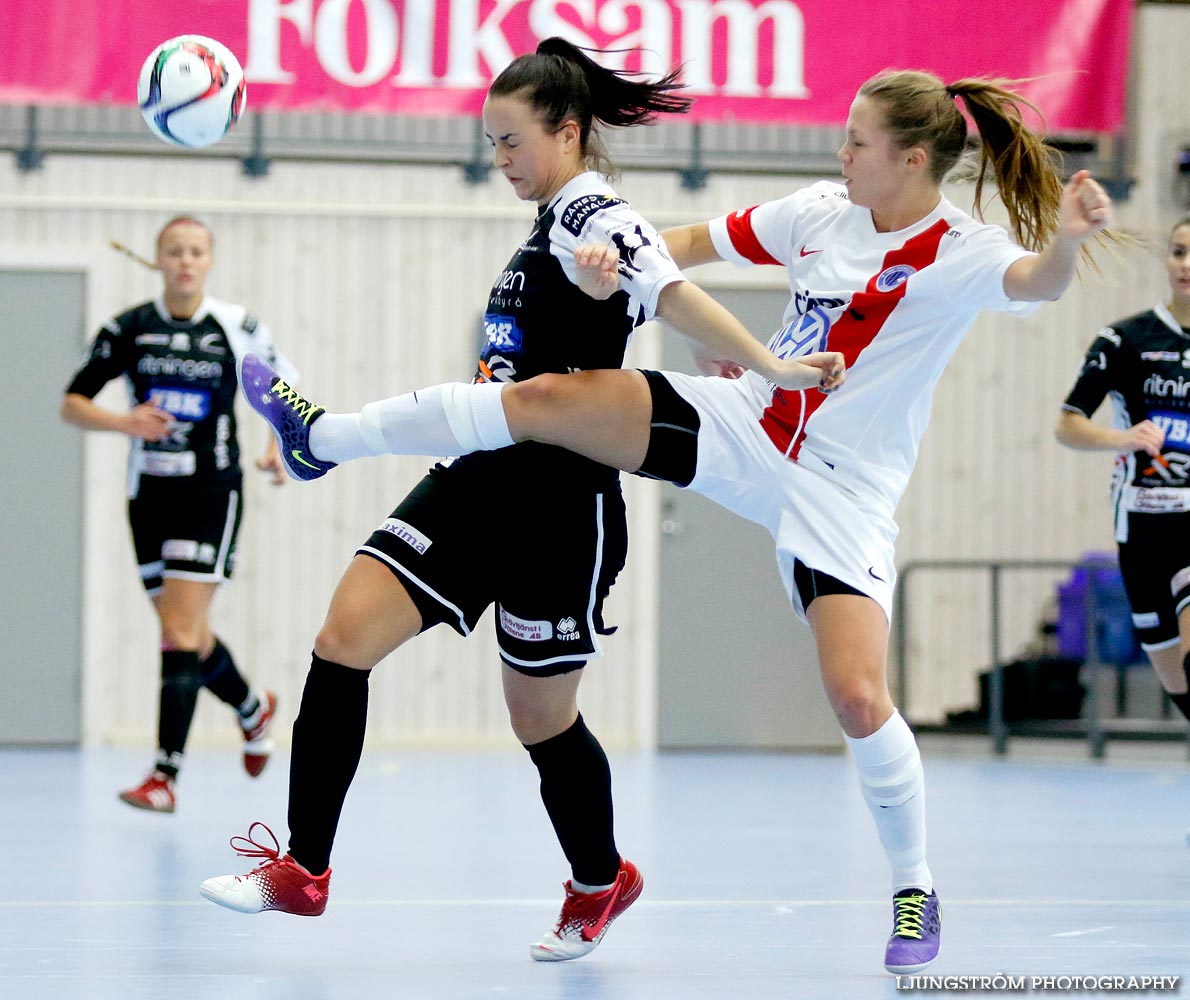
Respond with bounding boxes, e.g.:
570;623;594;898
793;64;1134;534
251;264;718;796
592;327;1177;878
380;518;432;554
499;609;553;642
557;617;581;641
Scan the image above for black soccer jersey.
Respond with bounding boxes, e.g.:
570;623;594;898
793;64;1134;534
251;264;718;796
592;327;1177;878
466;171;684;486
67;297;256;493
1064;305;1190;503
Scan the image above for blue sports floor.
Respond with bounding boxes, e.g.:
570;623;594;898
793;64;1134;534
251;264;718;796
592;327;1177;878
2;739;1187;999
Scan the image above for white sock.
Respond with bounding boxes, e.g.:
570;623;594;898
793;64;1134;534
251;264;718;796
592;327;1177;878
844;711;932;894
570;878;615;894
308;413;382;463
355;382;514;457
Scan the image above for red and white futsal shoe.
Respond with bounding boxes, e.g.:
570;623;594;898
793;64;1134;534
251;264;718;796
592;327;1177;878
529;858;643;961
199;822;330;916
117;771;176;813
240;691;277;778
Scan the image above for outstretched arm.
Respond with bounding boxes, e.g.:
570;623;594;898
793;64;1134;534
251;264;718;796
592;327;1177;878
1004;170;1113;301
575;244;843;393
654;281;843;392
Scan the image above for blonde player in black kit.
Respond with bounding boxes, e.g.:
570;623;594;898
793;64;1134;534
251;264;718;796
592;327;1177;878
201;38;842;959
1057;216;1190;729
61;217;291;812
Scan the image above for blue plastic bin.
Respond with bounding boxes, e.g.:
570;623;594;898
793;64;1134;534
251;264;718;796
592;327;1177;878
1055;553;1141;665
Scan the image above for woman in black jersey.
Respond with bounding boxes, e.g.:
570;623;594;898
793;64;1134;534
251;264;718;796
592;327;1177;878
1057;216;1190;725
201;38;840;959
61;217;292;813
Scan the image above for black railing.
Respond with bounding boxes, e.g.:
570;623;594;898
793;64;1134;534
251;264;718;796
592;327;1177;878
894;558;1189;758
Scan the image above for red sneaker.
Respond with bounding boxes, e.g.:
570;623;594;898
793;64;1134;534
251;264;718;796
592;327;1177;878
199;822;330;916
241;691;277;778
117;771;176;813
529;858;643;961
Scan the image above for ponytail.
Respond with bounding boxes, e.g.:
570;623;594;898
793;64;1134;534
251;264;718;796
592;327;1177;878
489;36;691;179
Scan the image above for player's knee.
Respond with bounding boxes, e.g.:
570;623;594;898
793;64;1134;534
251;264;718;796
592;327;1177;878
504;374;569;442
506;698;575;746
159;619;202;652
828;680;888;734
313;618;369;669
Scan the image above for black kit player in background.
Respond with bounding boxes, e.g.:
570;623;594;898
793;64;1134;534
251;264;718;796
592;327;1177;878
61;217;294;813
1057;216;1190;729
200;37;841;958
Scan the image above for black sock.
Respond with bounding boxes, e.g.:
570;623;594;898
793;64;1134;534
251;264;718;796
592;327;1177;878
200;638;253;713
287;653;370;875
525;714;620;887
1172;654;1190;723
1170;691;1190;722
157;649;202;778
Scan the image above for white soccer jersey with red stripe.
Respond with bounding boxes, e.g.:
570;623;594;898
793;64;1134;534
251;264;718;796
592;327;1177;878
709;180;1038;513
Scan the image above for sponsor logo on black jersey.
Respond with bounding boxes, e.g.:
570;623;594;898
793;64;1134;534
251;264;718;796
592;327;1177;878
137;356;224;380
198;332;228;355
1142;351;1182;362
136;333;172;346
484;313;523;352
1144;374;1190;398
493;269;526;293
148;387;213;421
560;194;627;236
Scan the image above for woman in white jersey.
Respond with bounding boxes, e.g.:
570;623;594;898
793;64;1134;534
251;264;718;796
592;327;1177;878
228;70;1111;974
201;38;842;961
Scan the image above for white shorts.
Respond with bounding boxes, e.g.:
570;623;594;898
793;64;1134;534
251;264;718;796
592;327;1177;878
660;371;899;623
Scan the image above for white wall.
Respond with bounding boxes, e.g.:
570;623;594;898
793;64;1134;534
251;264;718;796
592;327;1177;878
1;3;1186;742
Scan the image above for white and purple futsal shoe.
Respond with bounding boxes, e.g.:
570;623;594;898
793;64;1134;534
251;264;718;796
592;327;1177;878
237;353;336;482
883;888;941;974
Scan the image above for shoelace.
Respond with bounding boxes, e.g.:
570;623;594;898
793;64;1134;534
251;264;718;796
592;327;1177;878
555;873;623;937
271;381;321;423
229;821;284;867
892;893;928;939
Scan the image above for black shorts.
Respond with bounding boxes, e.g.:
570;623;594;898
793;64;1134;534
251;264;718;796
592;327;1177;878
128;480;242;594
635;369;701;487
1117;509;1190;649
358;457;628;675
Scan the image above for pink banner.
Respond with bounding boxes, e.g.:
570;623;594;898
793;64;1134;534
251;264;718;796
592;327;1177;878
0;0;1132;130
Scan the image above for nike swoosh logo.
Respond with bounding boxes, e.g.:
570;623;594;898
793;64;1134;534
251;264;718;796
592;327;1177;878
292;450;321;471
580;881;624;943
799;246;822;257
868;566;886;583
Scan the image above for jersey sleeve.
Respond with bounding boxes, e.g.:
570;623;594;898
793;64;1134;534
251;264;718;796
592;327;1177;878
708;182;842;268
1062;327;1124;418
65;315;130;398
551;194;684;321
941;224;1039;315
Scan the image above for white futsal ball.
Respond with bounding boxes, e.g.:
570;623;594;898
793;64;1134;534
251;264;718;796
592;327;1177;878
137;36;246;148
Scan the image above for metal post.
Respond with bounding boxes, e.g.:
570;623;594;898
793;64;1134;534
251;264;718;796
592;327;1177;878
679;123;709;192
241;112;270;178
1084;561;1107;759
989;564;1008;755
462;117;491;185
16;106;44;172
